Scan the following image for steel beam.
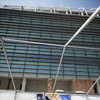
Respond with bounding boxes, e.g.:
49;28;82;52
0;39;16;90
2;38;100;50
64;6;100;48
52;6;100;93
2;38;64;47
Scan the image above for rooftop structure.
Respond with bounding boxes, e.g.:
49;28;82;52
3;5;100;16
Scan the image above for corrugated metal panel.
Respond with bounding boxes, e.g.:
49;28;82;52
0;8;100;80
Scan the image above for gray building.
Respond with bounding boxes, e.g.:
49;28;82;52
0;6;100;93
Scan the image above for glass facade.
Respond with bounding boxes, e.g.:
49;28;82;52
0;8;100;80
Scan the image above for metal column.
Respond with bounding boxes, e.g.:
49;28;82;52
21;78;27;91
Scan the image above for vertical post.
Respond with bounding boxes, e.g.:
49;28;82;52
21;78;27;91
97;81;100;94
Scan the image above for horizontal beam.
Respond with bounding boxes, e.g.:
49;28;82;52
2;38;64;47
2;38;100;50
69;45;100;50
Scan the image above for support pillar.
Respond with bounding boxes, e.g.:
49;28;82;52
48;78;52;93
21;78;27;91
97;82;100;94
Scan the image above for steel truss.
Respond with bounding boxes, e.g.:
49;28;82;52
2;5;100;17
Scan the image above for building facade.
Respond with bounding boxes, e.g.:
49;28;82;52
0;7;100;93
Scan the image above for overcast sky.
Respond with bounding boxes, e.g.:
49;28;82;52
0;0;100;8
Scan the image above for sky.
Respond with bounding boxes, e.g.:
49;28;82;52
0;0;100;8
